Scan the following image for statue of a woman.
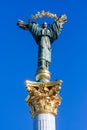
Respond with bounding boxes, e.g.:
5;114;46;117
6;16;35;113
17;15;66;70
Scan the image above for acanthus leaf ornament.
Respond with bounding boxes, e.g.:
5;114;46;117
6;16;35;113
25;80;62;117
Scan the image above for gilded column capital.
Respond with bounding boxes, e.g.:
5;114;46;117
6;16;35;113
25;80;62;117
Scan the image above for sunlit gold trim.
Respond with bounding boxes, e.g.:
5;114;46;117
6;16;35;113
25;80;62;117
31;10;57;20
36;68;51;81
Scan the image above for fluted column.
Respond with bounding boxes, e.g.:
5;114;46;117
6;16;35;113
33;114;56;130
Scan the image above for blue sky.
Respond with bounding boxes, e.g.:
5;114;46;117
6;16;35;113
0;0;87;130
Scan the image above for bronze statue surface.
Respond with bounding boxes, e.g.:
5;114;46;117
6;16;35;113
17;11;67;81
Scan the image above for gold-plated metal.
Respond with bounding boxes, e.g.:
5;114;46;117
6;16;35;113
31;11;58;20
25;80;62;117
36;67;51;81
31;11;67;27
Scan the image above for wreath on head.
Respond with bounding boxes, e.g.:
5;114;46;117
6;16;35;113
31;10;58;20
30;11;67;28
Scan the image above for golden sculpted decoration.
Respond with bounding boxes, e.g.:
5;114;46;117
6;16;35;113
31;10;67;29
31;10;58;19
25;80;62;117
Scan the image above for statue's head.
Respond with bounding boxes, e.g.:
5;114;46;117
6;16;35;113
42;22;47;28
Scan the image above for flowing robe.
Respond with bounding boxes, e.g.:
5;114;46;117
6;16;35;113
28;21;61;66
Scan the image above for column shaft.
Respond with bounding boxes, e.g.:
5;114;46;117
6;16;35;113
33;113;56;130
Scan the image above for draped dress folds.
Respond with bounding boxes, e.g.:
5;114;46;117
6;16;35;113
28;21;61;67
38;29;51;63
